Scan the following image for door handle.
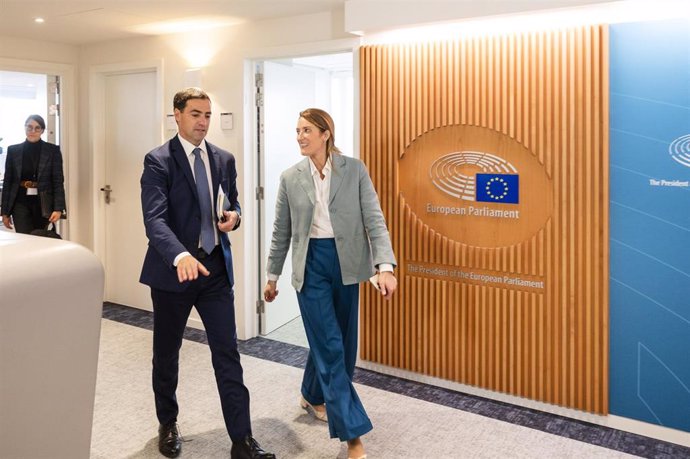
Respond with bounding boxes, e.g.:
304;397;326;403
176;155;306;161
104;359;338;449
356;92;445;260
100;184;112;204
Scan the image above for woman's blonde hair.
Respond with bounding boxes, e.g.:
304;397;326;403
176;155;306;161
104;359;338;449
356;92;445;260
299;108;341;155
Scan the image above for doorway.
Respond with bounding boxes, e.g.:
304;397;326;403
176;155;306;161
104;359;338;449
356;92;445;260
96;69;160;311
0;70;61;231
256;52;354;339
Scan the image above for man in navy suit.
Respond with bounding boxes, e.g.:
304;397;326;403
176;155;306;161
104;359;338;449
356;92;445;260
140;88;274;459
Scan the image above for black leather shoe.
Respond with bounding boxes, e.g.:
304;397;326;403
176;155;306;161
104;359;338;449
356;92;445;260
158;422;182;458
230;435;276;459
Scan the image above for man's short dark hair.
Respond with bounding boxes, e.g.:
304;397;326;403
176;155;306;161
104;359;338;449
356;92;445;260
173;87;210;111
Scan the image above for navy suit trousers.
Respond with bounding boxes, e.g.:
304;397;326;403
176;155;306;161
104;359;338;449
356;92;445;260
150;247;251;441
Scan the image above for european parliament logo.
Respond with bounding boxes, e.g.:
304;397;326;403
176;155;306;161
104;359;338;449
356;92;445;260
669;134;690;168
476;174;519;204
429;151;519;204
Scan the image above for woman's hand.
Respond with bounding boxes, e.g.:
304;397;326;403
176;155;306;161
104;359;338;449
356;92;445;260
48;211;62;223
2;215;13;230
263;280;279;302
377;271;397;300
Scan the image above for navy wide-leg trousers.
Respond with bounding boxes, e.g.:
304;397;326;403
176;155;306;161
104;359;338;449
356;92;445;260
297;238;373;441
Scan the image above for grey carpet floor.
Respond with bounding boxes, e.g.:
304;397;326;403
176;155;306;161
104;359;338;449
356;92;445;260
91;319;636;458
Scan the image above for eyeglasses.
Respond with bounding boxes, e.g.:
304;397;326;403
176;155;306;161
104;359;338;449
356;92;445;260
25;125;44;133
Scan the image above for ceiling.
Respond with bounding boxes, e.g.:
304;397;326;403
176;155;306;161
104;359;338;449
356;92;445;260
0;1;345;46
0;1;634;47
1;0;622;87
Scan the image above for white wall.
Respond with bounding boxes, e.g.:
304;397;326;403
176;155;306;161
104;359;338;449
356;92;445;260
0;36;79;64
75;9;354;339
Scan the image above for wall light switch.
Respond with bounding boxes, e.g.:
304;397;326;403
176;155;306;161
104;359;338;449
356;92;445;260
165;114;177;131
220;112;233;130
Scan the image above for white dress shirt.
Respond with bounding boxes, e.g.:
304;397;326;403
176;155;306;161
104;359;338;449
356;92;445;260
308;156;335;238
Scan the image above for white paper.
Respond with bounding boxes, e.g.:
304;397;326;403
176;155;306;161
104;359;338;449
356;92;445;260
369;273;380;291
26;187;38;196
216;184;231;221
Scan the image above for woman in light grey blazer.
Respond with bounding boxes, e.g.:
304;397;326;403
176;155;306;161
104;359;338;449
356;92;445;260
263;108;397;459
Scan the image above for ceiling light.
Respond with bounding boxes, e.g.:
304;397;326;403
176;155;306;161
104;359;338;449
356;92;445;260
34;17;45;24
129;16;243;35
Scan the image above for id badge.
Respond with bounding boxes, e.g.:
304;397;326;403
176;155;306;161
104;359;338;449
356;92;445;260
26;187;38;196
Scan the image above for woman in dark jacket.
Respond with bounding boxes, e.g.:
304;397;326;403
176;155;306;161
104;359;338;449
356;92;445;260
1;114;66;234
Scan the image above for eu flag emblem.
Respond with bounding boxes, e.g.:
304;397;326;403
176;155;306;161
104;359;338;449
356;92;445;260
475;173;519;204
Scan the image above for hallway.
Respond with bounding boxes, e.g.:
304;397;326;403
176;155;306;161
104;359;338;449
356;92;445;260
92;303;690;458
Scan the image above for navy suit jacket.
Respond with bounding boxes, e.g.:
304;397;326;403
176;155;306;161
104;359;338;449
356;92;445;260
1;140;66;216
139;135;241;292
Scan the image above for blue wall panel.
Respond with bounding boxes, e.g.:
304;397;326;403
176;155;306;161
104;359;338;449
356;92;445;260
609;19;690;432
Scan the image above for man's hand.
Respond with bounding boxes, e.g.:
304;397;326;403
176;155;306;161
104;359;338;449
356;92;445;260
218;211;239;233
176;254;210;283
2;215;13;230
263;280;279;302
377;271;397;300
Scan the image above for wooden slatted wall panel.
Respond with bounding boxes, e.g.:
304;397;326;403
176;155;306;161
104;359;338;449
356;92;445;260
359;26;609;413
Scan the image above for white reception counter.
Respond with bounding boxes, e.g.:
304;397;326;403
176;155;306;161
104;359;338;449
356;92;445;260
0;230;104;459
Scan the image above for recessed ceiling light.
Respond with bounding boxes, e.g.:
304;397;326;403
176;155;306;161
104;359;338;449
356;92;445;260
34;17;45;24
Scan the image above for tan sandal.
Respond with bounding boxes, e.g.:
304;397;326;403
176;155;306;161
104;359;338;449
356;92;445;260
299;395;328;422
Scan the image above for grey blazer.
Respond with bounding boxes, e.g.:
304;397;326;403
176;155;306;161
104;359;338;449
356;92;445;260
267;154;396;291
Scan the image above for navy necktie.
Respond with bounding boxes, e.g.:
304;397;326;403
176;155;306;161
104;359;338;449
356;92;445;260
193;147;215;254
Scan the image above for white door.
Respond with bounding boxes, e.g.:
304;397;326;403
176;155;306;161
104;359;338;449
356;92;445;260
259;56;353;335
103;71;158;310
